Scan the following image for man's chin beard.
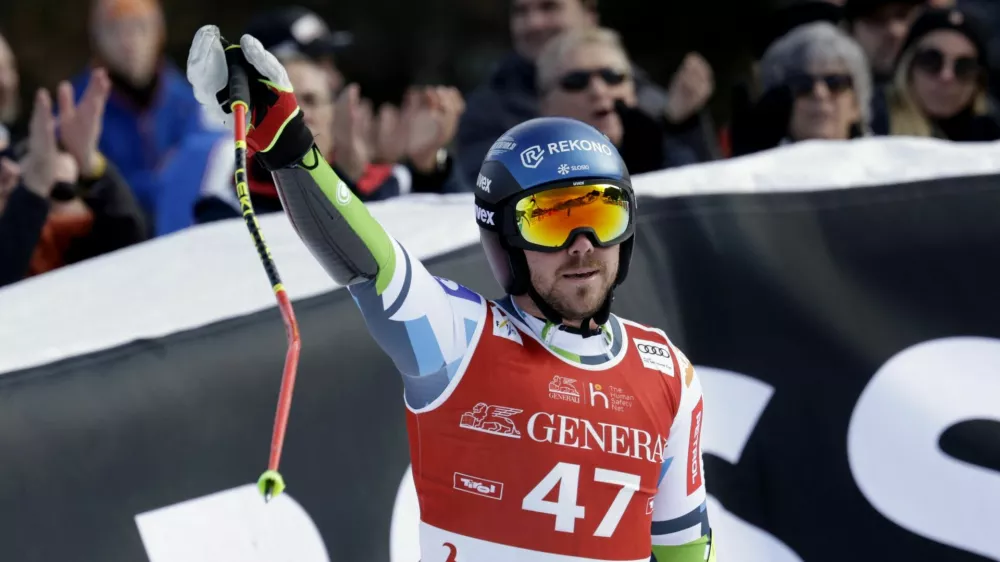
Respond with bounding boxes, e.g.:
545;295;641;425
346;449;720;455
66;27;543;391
552;301;604;324
541;283;610;324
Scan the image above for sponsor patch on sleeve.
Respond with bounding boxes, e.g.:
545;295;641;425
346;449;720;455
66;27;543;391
633;338;675;376
491;305;523;346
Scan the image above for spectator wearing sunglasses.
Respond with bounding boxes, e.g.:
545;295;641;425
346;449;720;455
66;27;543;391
456;0;719;188
887;7;1000;141
748;21;872;149
535;27;693;174
536;31;633;144
726;0;846;157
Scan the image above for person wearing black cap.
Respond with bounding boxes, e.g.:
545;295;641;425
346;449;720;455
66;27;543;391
244;6;353;94
886;7;1000;140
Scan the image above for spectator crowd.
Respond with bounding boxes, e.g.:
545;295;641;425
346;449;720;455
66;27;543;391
1;0;998;288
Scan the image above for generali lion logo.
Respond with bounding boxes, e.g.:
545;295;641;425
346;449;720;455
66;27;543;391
548;375;581;404
459;403;522;438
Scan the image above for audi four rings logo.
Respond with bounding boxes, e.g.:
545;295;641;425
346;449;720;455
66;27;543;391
637;343;670;356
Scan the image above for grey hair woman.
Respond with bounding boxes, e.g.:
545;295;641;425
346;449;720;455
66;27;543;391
759;21;872;141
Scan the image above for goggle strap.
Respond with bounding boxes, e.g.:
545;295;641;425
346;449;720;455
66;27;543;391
474;197;502;232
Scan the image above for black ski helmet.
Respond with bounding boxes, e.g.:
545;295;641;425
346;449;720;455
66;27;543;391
473;117;636;334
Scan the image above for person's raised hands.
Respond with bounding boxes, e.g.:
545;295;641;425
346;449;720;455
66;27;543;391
57;67;111;178
665;53;715;124
404;86;465;173
332;83;374;181
20;89;59;198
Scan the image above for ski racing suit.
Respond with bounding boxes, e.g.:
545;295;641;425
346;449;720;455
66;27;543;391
264;145;717;562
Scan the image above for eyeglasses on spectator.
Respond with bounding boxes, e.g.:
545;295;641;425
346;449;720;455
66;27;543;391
912;48;980;82
558;68;629;92
786;73;854;97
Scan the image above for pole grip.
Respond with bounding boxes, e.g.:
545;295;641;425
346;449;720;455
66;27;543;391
222;37;251;111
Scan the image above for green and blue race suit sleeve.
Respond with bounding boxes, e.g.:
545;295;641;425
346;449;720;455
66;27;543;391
264;146;483;408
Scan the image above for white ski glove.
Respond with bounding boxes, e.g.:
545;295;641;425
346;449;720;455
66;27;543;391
186;24;313;169
186;24;293;131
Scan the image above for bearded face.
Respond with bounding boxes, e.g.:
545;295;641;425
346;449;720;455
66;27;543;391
524;236;619;322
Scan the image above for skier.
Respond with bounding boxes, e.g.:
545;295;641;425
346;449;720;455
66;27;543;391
187;25;716;562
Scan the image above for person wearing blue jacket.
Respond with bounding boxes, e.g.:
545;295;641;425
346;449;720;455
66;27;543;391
72;0;236;237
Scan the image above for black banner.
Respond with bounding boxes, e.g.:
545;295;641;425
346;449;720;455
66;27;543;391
1;174;998;561
623;173;1000;562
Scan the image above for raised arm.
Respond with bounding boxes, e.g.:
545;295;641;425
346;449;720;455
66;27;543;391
269;146;485;408
186;26;484;408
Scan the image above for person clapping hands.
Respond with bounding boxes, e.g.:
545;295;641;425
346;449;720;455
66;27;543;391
0;69;147;287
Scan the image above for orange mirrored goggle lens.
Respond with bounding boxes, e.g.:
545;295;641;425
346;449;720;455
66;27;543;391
514;184;630;248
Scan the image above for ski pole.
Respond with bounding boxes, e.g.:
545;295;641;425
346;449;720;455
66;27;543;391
223;37;301;503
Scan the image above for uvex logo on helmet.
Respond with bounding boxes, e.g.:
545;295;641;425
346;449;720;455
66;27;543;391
475;205;495;226
476;174;492;193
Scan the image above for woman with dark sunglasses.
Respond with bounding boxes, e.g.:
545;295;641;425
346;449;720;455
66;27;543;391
888;8;1000;141
756;21;873;145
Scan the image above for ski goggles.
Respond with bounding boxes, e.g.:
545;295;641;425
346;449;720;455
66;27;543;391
509;183;633;251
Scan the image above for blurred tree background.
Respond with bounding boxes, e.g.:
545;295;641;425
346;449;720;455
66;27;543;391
0;0;779;128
